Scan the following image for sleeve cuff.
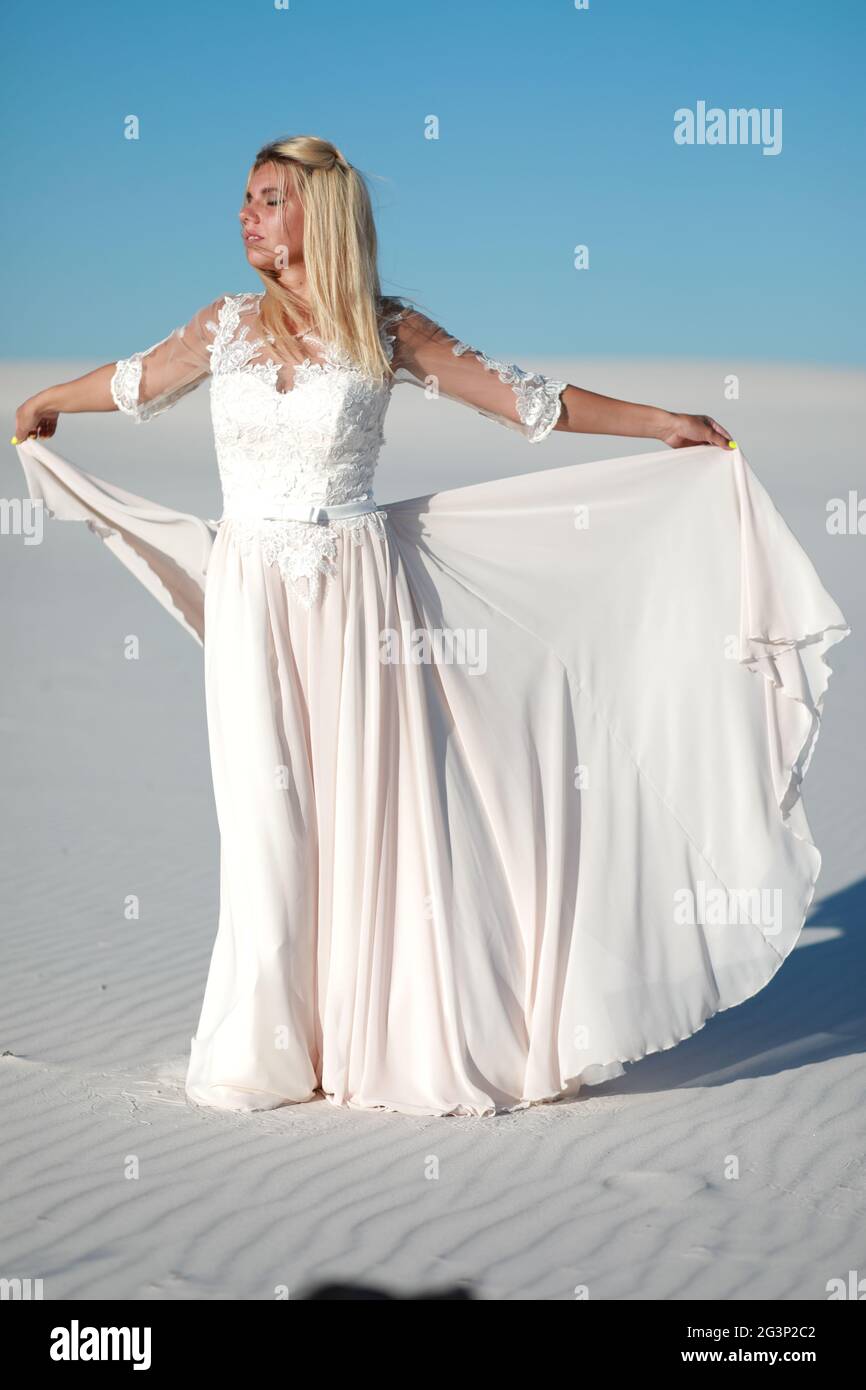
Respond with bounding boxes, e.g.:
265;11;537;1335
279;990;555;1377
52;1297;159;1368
110;355;149;422
517;376;568;442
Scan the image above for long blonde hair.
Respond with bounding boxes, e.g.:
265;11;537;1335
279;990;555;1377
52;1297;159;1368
247;135;406;382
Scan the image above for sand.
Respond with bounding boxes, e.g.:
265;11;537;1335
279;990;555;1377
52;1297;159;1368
1;355;863;1300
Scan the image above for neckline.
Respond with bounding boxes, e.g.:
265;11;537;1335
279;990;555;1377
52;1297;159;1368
249;288;394;351
252;290;317;344
231;289;393;375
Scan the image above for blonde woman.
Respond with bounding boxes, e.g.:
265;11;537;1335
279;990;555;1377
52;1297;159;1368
12;135;848;1118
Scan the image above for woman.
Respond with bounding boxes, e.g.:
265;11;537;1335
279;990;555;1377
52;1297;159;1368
12;135;849;1118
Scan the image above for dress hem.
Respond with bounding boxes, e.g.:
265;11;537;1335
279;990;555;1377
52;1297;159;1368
180;455;849;1121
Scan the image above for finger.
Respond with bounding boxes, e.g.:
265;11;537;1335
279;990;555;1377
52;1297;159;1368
706;417;733;442
702;416;734;448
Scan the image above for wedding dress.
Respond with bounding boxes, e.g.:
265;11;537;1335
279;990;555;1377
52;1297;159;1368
15;289;850;1118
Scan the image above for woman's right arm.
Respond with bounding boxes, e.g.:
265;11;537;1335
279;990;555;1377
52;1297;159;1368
14;364;119;442
12;294;226;444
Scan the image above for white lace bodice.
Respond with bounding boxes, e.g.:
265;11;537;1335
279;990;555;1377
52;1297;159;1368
203;292;396;602
110;290;568;605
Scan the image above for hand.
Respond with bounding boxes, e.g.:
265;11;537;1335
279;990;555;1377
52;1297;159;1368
12;395;59;445
657;412;733;450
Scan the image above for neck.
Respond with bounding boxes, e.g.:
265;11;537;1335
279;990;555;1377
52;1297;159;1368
275;265;310;301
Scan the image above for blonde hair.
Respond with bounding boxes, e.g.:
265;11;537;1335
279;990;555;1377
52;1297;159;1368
246;135;407;382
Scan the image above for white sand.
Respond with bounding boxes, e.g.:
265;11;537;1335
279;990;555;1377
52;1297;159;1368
1;357;863;1300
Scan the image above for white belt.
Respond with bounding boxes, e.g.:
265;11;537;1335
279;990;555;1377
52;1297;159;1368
210;495;380;526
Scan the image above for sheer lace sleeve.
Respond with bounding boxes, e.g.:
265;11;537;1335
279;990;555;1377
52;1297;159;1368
110;294;226;423
384;304;568;442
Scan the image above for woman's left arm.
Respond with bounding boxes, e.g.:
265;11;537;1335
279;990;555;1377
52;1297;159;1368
387;305;733;450
555;383;733;450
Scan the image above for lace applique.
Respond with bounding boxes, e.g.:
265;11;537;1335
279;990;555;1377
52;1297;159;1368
450;339;567;442
110;355;146;417
206;292;273;380
227;510;389;610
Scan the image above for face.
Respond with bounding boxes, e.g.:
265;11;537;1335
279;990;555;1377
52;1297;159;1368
239;161;304;270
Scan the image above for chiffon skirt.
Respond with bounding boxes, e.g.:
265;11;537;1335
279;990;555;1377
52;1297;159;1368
16;439;850;1117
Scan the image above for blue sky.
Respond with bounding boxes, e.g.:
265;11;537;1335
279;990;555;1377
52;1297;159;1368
2;0;863;365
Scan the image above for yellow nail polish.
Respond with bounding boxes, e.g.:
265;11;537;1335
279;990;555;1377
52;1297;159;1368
10;436;19;445
728;440;738;449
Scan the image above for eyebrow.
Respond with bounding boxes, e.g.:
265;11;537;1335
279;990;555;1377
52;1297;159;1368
245;187;282;197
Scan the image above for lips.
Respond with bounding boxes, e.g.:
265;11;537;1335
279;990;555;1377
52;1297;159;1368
244;233;263;243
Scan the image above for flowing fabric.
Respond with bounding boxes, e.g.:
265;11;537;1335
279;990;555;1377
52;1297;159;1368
15;430;849;1118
